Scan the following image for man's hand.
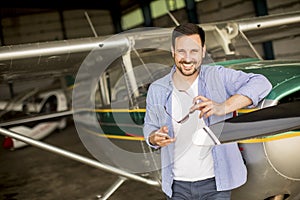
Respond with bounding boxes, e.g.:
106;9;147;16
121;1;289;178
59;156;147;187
191;95;226;118
190;94;252;118
149;126;175;147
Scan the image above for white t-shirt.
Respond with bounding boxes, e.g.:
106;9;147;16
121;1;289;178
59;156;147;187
172;77;215;181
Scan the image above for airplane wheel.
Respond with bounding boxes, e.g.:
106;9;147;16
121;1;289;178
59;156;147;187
57;118;67;130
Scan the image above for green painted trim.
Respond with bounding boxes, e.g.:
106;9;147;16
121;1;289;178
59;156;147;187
214;58;260;66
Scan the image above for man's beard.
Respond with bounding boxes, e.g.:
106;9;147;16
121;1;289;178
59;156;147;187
176;61;199;76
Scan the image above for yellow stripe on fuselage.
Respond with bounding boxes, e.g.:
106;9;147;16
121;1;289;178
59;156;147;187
82;108;252;113
237;108;259;114
83;127;145;141
94;109;146;113
91;108;256;114
238;131;300;143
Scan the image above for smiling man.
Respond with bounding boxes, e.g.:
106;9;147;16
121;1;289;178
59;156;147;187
143;23;272;200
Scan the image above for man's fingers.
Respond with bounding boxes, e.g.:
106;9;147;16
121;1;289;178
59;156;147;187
161;126;168;133
193;95;209;104
150;130;175;147
155;132;171;139
190;96;214;118
190;100;211;112
157;138;175;147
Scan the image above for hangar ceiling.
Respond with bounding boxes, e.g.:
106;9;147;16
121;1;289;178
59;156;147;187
0;0;156;35
0;0;151;18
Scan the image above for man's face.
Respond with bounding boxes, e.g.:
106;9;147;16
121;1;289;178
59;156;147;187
172;34;206;76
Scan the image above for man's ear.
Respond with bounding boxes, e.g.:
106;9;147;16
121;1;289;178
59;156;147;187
202;44;206;58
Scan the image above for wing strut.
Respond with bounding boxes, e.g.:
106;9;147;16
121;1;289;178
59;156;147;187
0;127;160;198
97;177;127;200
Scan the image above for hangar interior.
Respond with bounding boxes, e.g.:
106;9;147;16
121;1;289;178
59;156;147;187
0;1;300;200
0;0;299;60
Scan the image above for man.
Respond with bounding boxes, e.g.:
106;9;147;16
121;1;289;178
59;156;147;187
143;23;272;199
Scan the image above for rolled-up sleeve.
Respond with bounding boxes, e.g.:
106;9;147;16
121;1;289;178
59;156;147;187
220;67;272;107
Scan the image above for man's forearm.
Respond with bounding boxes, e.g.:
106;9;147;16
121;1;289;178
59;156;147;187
224;94;252;114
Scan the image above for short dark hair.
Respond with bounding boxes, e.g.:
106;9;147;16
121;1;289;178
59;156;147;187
172;23;205;47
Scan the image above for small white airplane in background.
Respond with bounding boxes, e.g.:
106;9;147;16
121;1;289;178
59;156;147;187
0;88;68;149
0;11;300;200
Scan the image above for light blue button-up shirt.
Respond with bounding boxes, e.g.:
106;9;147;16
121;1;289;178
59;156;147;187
143;64;272;197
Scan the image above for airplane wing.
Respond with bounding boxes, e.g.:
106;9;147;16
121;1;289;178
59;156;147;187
1;11;299;83
234;11;300;44
0;36;129;83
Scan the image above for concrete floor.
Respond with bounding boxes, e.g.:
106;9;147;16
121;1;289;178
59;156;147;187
0;120;165;200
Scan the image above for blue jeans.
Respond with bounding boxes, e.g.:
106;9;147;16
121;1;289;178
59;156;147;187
167;178;231;200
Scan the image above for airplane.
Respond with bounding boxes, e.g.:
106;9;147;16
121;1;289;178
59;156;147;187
0;86;68;149
0;10;300;200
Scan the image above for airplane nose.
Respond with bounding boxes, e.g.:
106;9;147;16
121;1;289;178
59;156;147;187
3;136;13;149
